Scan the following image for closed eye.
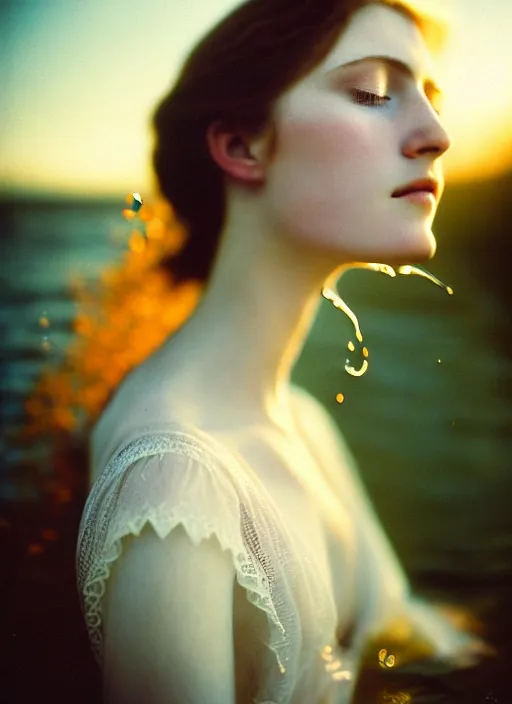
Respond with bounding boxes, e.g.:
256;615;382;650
351;87;442;117
350;88;391;107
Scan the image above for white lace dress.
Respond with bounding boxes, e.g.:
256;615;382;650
76;384;479;704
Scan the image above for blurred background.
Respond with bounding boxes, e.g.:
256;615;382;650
1;0;511;702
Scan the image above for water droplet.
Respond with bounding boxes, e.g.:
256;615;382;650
378;648;396;668
437;358;442;364
361;262;397;277
322;287;363;343
321;286;369;378
351;261;454;295
395;264;453;295
345;359;369;377
122;192;144;220
128;192;143;212
321;262;452;385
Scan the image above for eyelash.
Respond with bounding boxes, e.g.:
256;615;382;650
350;88;441;116
350;88;390;107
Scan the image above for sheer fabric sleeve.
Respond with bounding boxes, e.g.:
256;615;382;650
75;431;305;704
76;435;243;667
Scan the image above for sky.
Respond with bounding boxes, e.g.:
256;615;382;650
2;0;512;198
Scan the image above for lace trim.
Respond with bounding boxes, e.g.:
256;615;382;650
76;430;300;704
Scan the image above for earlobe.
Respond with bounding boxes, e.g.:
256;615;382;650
206;120;265;183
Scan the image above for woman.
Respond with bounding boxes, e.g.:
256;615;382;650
76;1;491;702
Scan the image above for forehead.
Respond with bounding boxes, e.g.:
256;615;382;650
316;3;437;83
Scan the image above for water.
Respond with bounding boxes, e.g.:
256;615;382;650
1;189;511;702
321;261;453;377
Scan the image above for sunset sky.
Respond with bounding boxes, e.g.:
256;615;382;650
2;0;512;198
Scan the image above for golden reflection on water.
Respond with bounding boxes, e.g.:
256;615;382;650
380;692;412;704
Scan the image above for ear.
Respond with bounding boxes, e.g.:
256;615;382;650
205;120;267;184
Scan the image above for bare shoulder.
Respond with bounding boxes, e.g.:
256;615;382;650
290;384;349;451
103;522;237;704
290;383;327;418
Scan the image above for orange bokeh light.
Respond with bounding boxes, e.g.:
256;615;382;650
20;196;202;444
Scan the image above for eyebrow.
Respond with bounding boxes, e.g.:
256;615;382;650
331;54;444;98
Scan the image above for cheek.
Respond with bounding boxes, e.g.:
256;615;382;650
269;112;384;221
283;112;367;168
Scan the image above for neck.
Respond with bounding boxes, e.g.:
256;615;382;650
161;200;347;431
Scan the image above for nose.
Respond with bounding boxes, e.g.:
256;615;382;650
401;102;453;160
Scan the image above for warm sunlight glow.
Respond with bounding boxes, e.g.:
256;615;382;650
1;0;511;197
433;3;512;182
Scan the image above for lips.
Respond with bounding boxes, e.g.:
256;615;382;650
392;178;438;199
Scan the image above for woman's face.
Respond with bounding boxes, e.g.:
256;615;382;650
266;2;451;264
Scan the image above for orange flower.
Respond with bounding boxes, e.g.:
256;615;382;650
20;195;202;446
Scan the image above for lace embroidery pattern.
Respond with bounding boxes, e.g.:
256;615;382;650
76;429;307;703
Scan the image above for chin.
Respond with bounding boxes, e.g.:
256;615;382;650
378;232;437;265
408;233;437;262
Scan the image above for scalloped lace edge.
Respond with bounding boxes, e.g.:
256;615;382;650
80;511;293;702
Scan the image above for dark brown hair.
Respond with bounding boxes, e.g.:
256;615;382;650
151;0;447;286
